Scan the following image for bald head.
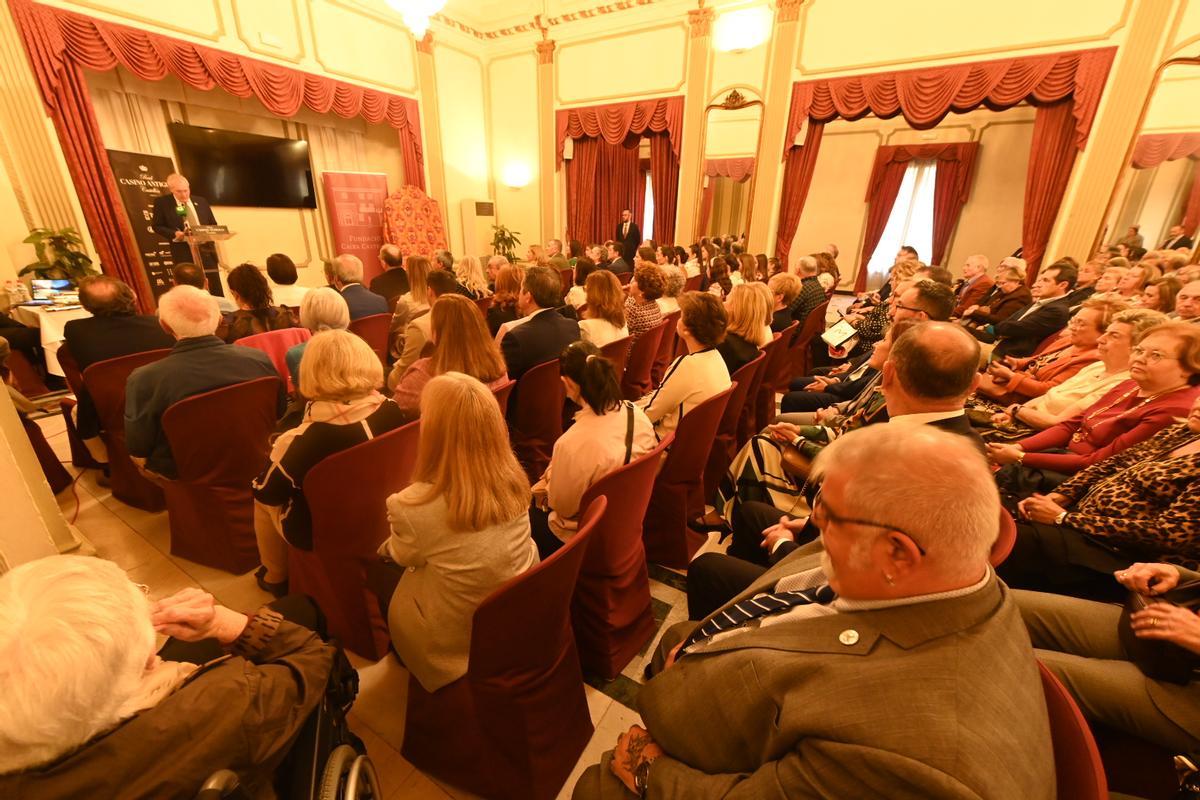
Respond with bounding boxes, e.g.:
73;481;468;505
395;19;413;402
379;244;403;269
78;275;136;317
888;321;980;402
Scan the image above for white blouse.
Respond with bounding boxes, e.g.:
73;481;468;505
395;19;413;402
656;296;681;316
638;347;732;438
1022;363;1131;421
565;284;587;308
579;318;629;348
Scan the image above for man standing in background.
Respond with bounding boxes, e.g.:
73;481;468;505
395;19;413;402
615;209;640;264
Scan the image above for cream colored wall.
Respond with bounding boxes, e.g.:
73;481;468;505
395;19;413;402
434;44;491;255
1112;158;1192;245
0;154;32;284
1142;71;1200;133
704;105;761;158
555;22;689;107
487;53;542;256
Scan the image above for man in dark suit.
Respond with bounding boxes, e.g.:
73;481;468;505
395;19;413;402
369;244;409;309
499;265;580;381
607;242;633;275
151;174;222;294
614;209;640;263
62;276;174;467
991;262;1076;359
1162;224;1194;251
329;254;387;320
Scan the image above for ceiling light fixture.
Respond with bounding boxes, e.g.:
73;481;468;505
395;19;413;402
385;0;447;40
713;6;773;53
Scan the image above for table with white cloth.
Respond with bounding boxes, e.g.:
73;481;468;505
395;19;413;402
10;304;91;377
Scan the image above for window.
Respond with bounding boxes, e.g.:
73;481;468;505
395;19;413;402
642;172;655;242
864;159;936;289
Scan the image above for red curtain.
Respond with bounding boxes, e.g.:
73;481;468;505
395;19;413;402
705;158;754;182
853;158;909;292
649;132;679;244
930;143;979;266
697;179;716;236
568;136;641;246
565;137;599;249
1131;133;1200;169
775;121;825;265
1181;160;1200;237
1022;101;1079;280
556;96;683;163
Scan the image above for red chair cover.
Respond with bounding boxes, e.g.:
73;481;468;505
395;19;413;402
598;335;633;383
650;310;681;386
402;498;605;800
704;354;765;503
573;433;674;679
992;508;1017;567
235;327;311;394
782;301;828;388
474;296;493;316
642;386;733;568
620;320;665;401
348;313;391;371
6;350;48;397
20;413;72;494
492;377;516;416
737;339;774;446
83;349;171;511
1038;661;1108;800
617;272;633;286
55;345;102;469
294;420;420;658
756;322;798;431
510;359;565;482
159;377;280;573
558;267;574;293
684;274;702;292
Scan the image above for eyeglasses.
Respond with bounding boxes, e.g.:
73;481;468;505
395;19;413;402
810;486;927;555
892;302;925;315
1130;346;1178;364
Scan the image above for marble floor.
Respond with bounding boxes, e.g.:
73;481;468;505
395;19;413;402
34;411;727;800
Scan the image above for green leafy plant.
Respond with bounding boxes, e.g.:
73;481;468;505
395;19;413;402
491;224;521;263
20;227;96;281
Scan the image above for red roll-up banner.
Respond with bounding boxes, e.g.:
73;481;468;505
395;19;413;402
321;172;389;285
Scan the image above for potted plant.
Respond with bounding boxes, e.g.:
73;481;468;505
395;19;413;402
20;227;97;282
491;224;521;263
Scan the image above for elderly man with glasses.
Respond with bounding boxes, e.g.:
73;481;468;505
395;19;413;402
572;424;1056;800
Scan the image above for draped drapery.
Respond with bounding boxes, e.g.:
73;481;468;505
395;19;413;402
1181;160;1200;237
556;96;683;163
565;137;599;251
931;143;979;268
705;157;755;182
650;134;680;244
697;179;716;236
854;158;910;293
775;122;825;265
567;136;641;246
1022;101;1079;280
1131;133;1200;169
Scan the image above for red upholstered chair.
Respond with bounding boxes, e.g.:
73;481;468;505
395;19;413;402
704;354;765;502
756;322;797;431
598;335;633;383
617;272;634;286
736;339;774;447
294;419;420;658
55;345;102;469
402;498;605;800
1038;661;1108;800
650;310;681;386
573;433;674;680
348;313;391;370
642;385;734;568
510;359;565;482
780;301;828;389
474;295;493;316
83;349;171;511
684;274;702;292
160;377;281;573
491;377;516;416
558;267;573;293
235;327;311;394
620;321;665;401
6;350;48;397
20;414;72;494
991;508;1017;567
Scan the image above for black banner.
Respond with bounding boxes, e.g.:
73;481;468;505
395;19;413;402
106;149;178;300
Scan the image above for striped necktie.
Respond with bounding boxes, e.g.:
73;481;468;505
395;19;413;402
681;583;837;653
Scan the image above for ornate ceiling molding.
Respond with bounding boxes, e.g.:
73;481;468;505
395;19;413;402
433;0;666;41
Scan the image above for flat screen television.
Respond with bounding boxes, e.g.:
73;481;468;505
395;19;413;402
168;123;317;209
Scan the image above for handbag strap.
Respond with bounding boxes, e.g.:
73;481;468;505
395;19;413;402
623;402;635;465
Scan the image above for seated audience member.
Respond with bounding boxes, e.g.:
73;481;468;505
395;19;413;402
1016;562;1200;755
684;245;702;278
253;330;406;593
575;423;1054;799
589;243;611;270
433;249;456;275
973;299;1115;406
498;265;581;379
0;337;57;416
328;254;387;320
369;243;409;307
725;254;745;287
171;262;235;313
1141;275;1182;313
1064;259;1101;308
390;256;432;355
1118;261;1160;299
124;286;283;480
486;263;525;336
767;272;801;332
1163;223;1195;251
656;265;685;316
706;257;733;298
62;275;174;465
988;322;1200;490
608;242;633;274
990;262;1077;359
915;265;954;287
546;239;570;271
0;556;336;796
525;244;547;266
577;270;629;348
265;253;308;308
484;254;508;292
841;260;922;347
285;287;350;388
217;263;297;343
565;257;595;309
393;294;508;412
381;372;537;692
1117;224;1145;250
568;240;585;266
788;257;826;329
998;394;1200;599
640;291;732;438
985;308;1164;439
738;253;760;284
717;283;770;375
624;264;666;341
953;254;994;317
1091;264;1129;301
1175;280;1200;323
529;342;656;558
454;255;491;301
393;269;460;375
959;265;1033;335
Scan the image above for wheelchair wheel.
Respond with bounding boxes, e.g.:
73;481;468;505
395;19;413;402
319;745;381;800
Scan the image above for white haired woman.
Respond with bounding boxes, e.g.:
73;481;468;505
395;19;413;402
285;286;350;387
253;330;407;594
0;555;334;796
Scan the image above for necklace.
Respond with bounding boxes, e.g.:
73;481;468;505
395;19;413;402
1071;384;1189;443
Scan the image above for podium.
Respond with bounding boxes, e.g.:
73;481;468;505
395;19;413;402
183;225;235;267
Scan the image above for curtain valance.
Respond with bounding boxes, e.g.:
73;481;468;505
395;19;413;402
1131;133;1200;169
556;96;683;163
706;157;754;182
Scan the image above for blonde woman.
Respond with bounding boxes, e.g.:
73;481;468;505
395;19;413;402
390;255;431;359
746;281;775;344
525;244;547;266
578;270;629;348
253;330;407;593
285;286;350;387
393;294;509;412
718;283;770;375
454;255;491;300
381;372;537;692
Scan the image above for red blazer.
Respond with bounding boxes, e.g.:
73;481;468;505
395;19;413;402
954;275;995;318
976;342;1099;403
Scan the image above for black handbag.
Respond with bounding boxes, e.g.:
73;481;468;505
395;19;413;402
1118;580;1200;685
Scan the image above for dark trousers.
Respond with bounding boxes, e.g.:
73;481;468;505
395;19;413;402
996;522;1130;603
157;594;324;664
687;552;767;620
781;388;839;413
729;500;820;566
995;458;1072;500
529;505;563;560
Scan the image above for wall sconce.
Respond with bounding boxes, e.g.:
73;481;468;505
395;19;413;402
713;6;773;53
500;161;532;189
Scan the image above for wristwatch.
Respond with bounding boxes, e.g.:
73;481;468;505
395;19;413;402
634;759;653;796
1054;511;1068;526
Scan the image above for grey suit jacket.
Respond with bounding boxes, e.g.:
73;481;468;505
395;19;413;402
575;552;1055;799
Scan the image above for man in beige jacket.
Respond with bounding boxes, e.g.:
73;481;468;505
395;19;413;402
574;424;1055;799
